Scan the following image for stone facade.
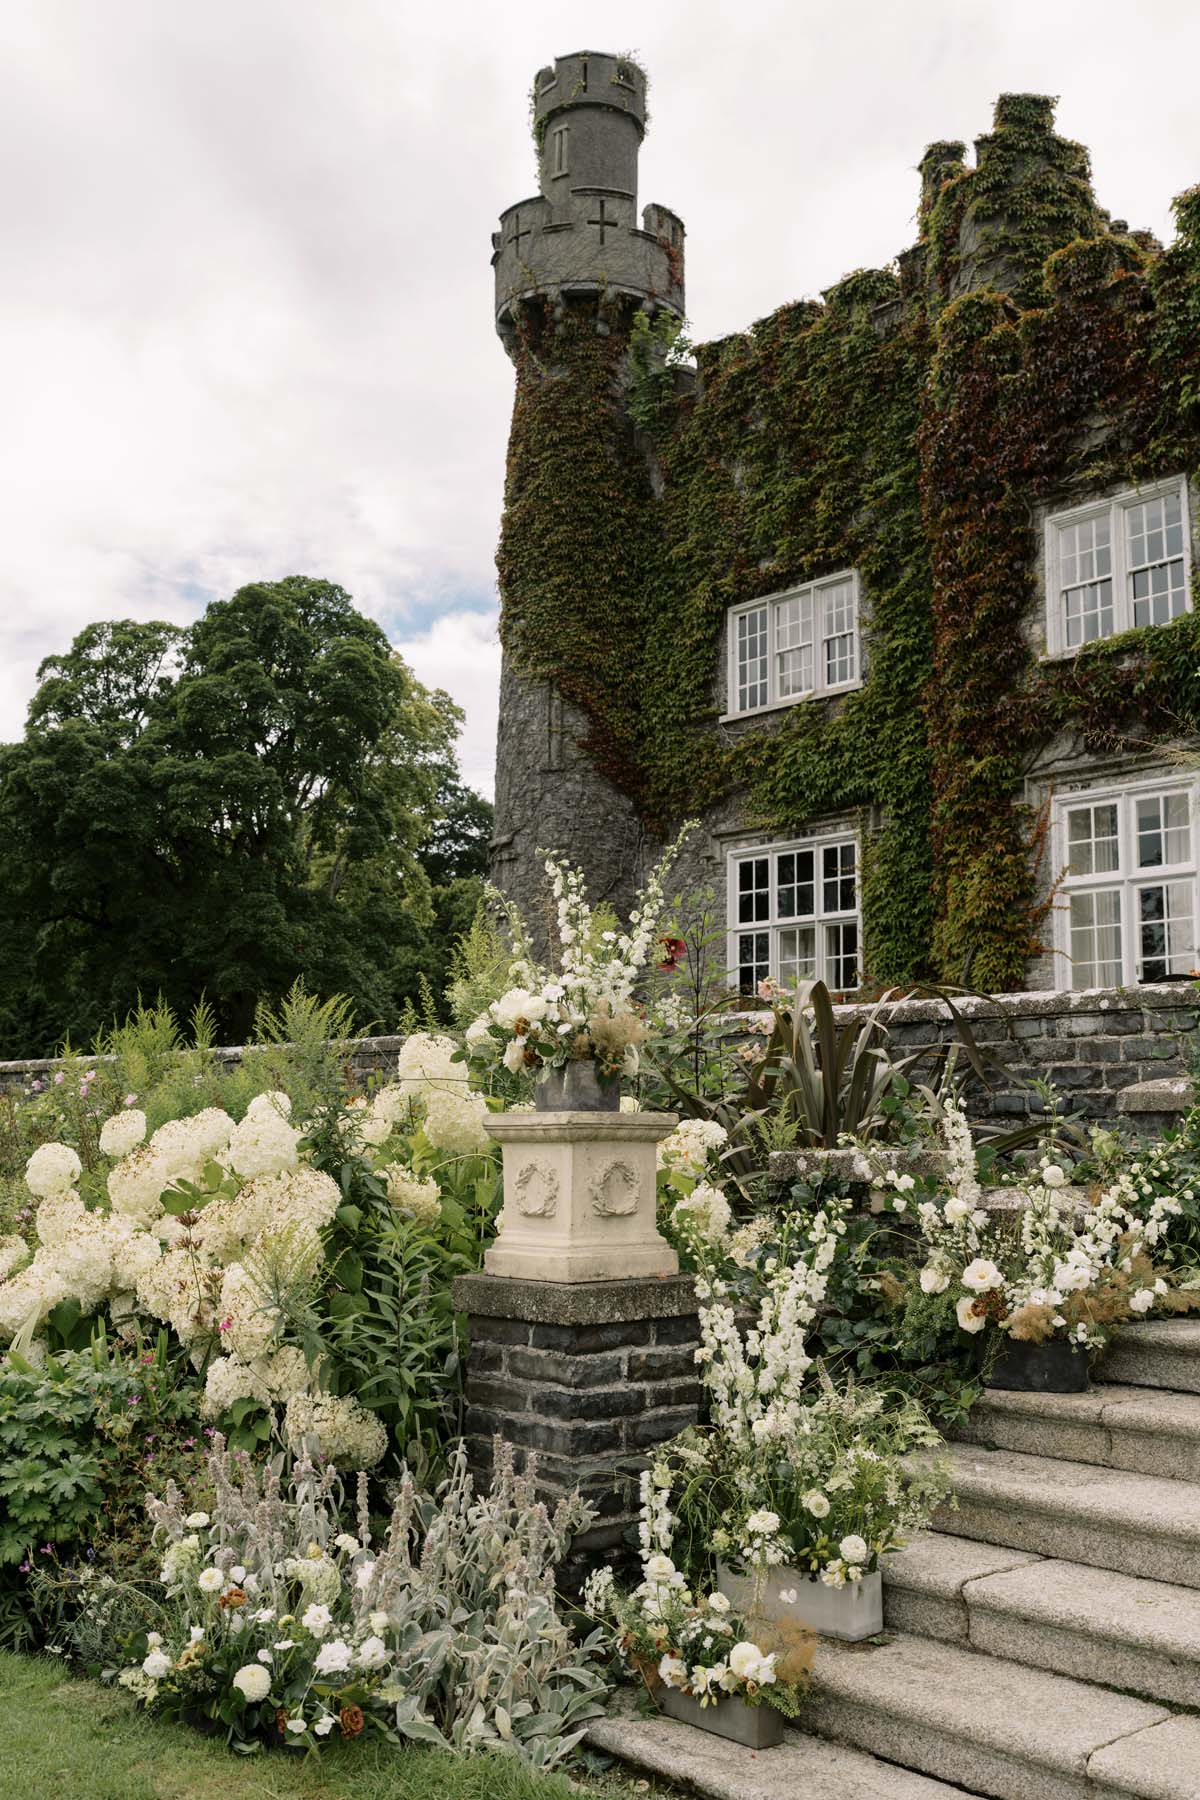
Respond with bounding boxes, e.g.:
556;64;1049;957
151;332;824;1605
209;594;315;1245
0;1034;407;1097
489;51;1199;1003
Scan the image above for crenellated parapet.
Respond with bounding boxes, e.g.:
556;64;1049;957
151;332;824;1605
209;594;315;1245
492;50;685;348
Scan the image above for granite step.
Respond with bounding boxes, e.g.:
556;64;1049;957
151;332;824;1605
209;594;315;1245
955;1382;1200;1482
809;1631;1189;1800
937;1442;1200;1587
1098;1321;1200;1394
884;1532;1200;1706
587;1695;980;1798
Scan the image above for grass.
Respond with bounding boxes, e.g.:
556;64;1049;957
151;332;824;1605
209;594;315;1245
0;1653;671;1800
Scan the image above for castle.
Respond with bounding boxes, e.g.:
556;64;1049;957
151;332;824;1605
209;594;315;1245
490;50;1200;1000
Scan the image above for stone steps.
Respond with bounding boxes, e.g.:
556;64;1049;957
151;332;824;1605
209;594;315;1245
587;1696;977;1798
937;1441;1200;1587
1098;1320;1200;1394
955;1381;1200;1481
808;1631;1199;1800
884;1532;1200;1706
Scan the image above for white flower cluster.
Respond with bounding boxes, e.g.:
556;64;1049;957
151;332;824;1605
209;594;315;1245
393;1034;491;1155
377;1164;442;1225
671;1182;733;1249
98;1108;147;1160
657;1117;728;1178
285;1391;389;1469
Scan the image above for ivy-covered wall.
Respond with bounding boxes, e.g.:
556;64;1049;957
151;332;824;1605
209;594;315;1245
494;93;1200;991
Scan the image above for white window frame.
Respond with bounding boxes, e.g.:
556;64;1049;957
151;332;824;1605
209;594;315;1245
1052;773;1199;988
1044;476;1192;657
726;834;861;996
724;571;863;719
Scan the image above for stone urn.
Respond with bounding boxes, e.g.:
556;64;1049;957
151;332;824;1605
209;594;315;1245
484;1108;679;1283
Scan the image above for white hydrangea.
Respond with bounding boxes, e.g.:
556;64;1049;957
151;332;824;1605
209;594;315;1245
0;1236;29;1283
396;1033;461;1093
151;1109;236;1185
202;1353;263;1417
657;1118;728;1178
671;1182;733;1247
226;1102;301;1180
35;1192;87;1249
354;1084;409;1147
422;1087;492;1155
0;1251;69;1339
378;1165;442;1225
218;1262;278;1360
25;1141;82;1199
99;1109;148;1160
107;1144;171;1225
246;1091;292;1121
285;1391;388;1469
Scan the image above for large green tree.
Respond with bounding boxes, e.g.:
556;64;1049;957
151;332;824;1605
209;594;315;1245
0;579;492;1055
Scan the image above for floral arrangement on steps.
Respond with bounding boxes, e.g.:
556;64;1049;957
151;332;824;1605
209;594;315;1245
119;1435;607;1764
583;1550;813;1749
895;1098;1195;1390
462;824;696;1104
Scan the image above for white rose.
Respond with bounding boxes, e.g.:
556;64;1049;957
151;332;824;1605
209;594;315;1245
658;1654;688;1690
356;1635;388;1669
728;1641;762;1679
142;1649;171;1679
920;1264;950;1295
502;1038;528;1074
962;1258;1003;1293
839;1535;868;1566
491;988;547;1031
803;1490;830;1518
707;1592;731;1614
313;1639;353;1675
232;1663;272;1703
957;1294;987;1334
943;1197;972;1224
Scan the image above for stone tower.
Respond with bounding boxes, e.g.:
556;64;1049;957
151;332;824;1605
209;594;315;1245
489;52;686;934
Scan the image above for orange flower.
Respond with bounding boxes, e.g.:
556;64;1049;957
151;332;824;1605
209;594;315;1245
339;1704;365;1738
218;1586;247;1609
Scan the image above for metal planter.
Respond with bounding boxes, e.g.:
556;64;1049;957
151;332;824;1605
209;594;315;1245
986;1336;1089;1393
717;1559;884;1642
658;1685;785;1748
534;1061;621;1111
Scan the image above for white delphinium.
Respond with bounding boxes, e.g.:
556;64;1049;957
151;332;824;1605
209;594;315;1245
657;1117;729;1177
99;1108;148;1159
671;1182;732;1249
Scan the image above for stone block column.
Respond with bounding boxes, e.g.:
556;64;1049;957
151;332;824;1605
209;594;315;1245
451;1272;702;1552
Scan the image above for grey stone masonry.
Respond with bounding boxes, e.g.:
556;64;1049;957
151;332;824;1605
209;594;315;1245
0;1034;407;1095
830;983;1196;1126
451;1272;701;1552
492;50;685;345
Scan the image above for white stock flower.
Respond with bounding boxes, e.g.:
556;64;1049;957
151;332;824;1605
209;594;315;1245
302;1603;333;1637
313;1640;353;1675
356;1635;388;1669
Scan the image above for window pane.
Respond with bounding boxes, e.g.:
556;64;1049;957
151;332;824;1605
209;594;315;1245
821;581;857;686
776;849;814;919
1064;578;1114;646
1126;494;1187;627
1059;514;1111;587
1067;802;1119;875
1137;792;1191;869
825;921;858;992
737;857;769;923
736;608;769;711
777;926;816;989
1139;881;1195;981
823;842;857;914
737;932;771;996
1069;889;1123;988
775;593;814;698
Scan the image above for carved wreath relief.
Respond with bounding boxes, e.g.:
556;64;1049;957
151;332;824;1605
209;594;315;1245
589;1158;640;1218
513;1159;559;1218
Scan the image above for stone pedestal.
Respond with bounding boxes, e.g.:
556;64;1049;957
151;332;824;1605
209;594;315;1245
484;1109;679;1283
452;1271;702;1553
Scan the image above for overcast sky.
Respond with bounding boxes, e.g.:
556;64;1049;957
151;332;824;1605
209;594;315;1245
3;0;1197;795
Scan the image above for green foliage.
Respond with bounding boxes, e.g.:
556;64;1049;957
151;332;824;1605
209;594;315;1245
0;579;492;1056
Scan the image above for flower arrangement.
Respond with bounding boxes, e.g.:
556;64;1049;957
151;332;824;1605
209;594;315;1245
584;1546;813;1721
119;1435;607;1762
910;1099;1186;1351
463;824;696;1090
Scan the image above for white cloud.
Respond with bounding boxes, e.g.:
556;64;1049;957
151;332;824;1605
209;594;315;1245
394;607;501;800
1;0;1196;782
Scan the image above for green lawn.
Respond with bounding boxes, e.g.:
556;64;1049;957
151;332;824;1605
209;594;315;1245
0;1654;667;1800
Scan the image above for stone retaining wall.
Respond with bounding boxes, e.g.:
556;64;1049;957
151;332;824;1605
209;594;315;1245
838;983;1196;1125
0;1035;408;1096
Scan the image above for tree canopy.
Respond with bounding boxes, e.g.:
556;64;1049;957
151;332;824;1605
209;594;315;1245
0;578;492;1056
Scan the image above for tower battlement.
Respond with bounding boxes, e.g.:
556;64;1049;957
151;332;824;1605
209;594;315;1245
492;50;685;346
